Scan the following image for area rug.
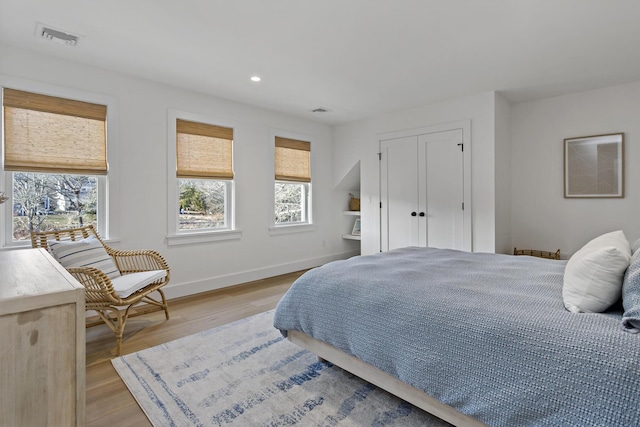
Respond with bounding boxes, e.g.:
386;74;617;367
112;310;451;426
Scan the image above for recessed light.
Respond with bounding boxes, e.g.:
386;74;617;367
250;75;261;82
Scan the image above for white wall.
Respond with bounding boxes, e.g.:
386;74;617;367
333;92;500;255
510;81;640;257
494;93;512;254
0;43;357;298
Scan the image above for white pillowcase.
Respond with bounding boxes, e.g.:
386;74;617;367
562;230;631;313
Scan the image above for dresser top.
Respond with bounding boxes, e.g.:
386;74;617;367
0;248;83;314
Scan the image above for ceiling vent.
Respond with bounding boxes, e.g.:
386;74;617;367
311;107;331;113
36;23;80;46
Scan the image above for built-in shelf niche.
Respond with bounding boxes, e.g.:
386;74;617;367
337;161;361;245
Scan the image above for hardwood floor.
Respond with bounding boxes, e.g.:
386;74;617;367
85;270;304;427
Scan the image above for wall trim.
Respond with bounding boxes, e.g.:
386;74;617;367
163;250;360;300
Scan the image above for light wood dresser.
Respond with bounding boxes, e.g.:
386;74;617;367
0;248;85;427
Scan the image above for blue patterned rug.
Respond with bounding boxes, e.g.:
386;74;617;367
112;310;451;426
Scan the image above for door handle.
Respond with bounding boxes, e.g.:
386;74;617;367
411;212;417;216
419;212;425;217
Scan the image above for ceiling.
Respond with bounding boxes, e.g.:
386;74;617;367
1;0;640;125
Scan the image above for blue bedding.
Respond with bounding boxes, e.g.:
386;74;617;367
273;247;640;426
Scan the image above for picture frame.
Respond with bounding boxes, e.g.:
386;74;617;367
564;133;624;198
351;218;361;236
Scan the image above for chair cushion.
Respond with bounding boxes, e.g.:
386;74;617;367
110;270;167;298
49;235;121;280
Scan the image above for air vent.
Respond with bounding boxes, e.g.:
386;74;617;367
311;107;331;113
36;23;80;46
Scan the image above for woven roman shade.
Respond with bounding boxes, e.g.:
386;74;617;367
176;119;234;179
275;137;310;182
3;88;108;174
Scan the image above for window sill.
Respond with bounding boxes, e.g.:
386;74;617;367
167;229;242;246
2;236;121;250
268;223;316;236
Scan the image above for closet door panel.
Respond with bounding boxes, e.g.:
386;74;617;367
380;136;419;251
420;129;464;250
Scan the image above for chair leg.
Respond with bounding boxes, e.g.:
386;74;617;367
95;306;128;356
116;305;135;356
141;290;170;320
92;291;169;355
158;289;170;320
115;330;123;356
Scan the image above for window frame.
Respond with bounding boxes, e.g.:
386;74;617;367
269;129;315;235
166;109;241;246
274;180;311;225
0;76;120;248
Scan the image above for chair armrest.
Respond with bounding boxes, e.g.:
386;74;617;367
66;266;123;305
106;248;170;275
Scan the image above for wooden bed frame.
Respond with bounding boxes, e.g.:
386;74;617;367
288;330;487;427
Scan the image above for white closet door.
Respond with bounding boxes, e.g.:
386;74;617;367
380;129;465;252
420;129;464;250
380;136;419;251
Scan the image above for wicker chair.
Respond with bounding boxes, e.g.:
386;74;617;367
31;225;170;355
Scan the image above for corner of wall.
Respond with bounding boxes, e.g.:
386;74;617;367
494;92;512;254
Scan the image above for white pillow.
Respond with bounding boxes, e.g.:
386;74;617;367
562;230;631;313
49;235;121;281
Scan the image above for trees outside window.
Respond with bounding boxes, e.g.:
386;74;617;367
178;179;228;230
275;182;308;224
11;172;97;241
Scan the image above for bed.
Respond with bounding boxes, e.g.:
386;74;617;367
273;246;640;427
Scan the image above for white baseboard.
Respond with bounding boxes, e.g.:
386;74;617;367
163;250;360;300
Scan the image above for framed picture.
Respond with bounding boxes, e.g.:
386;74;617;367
351;218;361;236
564;133;624;198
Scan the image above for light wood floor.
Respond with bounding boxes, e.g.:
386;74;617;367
86;270;304;427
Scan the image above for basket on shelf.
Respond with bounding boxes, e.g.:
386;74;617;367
349;193;360;211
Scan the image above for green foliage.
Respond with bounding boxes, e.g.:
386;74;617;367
180;183;208;213
178;179;227;230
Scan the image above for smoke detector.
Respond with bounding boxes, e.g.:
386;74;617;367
35;23;81;46
311;107;331;113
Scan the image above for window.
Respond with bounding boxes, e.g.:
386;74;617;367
174;118;234;234
274;136;311;225
2;87;110;243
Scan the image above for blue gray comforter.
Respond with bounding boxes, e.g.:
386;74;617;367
273;247;640;426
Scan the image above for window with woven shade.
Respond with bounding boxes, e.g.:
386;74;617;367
175;118;234;232
274;136;311;225
2;87;112;244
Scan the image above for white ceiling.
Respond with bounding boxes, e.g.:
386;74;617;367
1;0;640;125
